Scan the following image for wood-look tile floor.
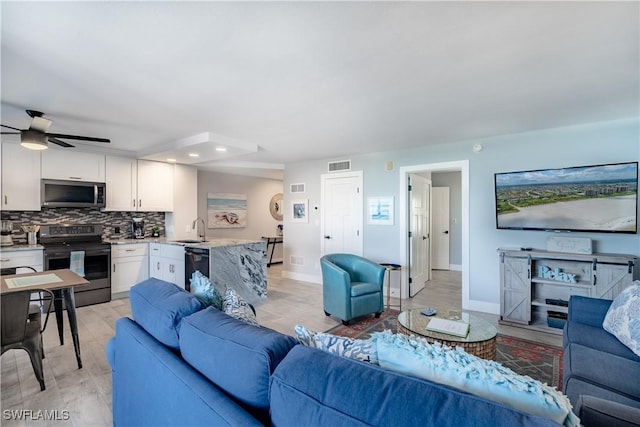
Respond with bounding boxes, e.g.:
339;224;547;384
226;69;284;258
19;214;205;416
0;265;561;426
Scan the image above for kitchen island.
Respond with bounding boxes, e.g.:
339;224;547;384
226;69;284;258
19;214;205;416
108;237;268;304
195;239;267;305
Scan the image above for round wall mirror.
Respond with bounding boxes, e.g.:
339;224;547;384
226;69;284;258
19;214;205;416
269;193;283;221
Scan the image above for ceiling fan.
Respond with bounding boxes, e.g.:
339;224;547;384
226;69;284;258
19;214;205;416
0;109;110;150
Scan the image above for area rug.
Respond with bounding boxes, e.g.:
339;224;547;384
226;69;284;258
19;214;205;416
325;310;563;390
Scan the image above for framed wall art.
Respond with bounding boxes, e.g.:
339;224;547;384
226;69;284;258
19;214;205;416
367;196;394;225
207;193;247;228
291;199;309;223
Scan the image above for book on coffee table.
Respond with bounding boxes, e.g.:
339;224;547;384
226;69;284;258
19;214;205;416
426;317;470;338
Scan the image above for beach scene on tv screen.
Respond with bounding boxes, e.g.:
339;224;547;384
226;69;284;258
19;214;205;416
496;163;638;232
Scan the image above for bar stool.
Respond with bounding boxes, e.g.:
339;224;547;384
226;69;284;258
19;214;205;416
380;263;401;311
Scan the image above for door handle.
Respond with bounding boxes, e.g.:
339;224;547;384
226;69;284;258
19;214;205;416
443;230;449;234
422;236;427;240
324;235;331;239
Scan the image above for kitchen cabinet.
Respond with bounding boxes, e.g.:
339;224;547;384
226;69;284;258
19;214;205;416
149;243;185;288
111;243;149;295
0;248;44;273
104;157;173;212
499;248;638;334
1;142;41;211
41;149;106;182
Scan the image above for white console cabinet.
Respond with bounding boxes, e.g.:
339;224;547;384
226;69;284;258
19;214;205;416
499;248;638;334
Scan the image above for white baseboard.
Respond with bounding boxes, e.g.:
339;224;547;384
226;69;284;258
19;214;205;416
464;300;500;315
282;270;321;285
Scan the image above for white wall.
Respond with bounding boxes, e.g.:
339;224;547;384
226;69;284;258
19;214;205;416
283;118;640;312
197;170;284;260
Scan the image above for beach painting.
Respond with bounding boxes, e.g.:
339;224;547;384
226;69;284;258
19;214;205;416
207;193;247;228
367;196;394;225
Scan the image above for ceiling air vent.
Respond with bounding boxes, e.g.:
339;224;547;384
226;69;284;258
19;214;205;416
328;160;351;172
290;183;305;193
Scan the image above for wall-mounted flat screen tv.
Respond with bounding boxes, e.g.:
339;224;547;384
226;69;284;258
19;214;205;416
495;161;638;234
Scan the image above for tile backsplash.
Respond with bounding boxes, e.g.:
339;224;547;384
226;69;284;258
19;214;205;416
1;208;165;244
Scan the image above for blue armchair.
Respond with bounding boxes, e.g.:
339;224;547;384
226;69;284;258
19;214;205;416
320;253;385;325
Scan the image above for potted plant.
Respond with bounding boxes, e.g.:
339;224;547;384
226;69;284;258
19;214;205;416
151;226;160;237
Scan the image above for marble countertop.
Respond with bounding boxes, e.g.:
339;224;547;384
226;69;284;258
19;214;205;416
105;237;264;249
0;244;44;252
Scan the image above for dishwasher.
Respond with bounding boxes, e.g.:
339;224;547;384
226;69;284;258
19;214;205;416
184;247;209;292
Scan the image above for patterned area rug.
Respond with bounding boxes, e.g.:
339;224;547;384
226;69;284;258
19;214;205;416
325;310;563;390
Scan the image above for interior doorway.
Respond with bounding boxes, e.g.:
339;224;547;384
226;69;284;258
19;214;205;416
408;173;431;296
320;171;363;256
399;160;470;309
431;186;450;270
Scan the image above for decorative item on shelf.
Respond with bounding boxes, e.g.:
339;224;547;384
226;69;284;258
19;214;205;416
536;265;577;283
276;224;283;236
547;311;568;329
547;236;593;254
151;226;160;237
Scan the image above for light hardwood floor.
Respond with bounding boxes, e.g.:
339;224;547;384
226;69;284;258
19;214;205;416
1;265;562;426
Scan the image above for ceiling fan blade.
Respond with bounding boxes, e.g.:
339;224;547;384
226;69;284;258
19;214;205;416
29;116;52;132
45;133;110;143
1;124;23;131
48;137;75;148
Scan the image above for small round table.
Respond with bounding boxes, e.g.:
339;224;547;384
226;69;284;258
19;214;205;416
379;263;401;311
397;308;498;360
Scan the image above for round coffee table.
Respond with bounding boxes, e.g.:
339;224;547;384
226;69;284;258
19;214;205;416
397;309;498;360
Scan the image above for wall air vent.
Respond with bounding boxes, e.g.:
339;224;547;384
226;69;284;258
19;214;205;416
290;183;305;193
290;255;304;266
328;160;351;172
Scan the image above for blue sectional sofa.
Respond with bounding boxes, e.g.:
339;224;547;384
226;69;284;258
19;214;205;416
107;278;561;426
562;295;640;426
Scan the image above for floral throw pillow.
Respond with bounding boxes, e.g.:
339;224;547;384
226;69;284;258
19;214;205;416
223;287;259;326
294;325;378;364
603;282;640;357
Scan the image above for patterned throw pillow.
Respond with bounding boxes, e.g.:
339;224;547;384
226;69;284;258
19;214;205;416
189;271;223;310
223;287;259;326
371;331;579;427
294;325;378;364
603;282;640;357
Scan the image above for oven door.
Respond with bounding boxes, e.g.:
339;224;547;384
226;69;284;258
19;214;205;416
44;246;111;306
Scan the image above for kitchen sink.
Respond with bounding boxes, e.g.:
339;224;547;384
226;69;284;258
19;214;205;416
171;239;206;244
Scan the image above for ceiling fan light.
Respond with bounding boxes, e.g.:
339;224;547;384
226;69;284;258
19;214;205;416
20;130;48;150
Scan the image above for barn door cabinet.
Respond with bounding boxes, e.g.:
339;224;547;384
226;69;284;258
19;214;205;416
498;248;638;335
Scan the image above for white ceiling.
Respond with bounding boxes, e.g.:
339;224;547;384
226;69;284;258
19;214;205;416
1;1;638;180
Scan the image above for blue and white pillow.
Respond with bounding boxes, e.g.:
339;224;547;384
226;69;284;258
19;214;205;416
603;282;640;357
190;271;223;310
223;287;258;326
294;325;378;364
370;331;579;427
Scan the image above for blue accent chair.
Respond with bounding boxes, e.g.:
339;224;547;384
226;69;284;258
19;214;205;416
321;253;385;325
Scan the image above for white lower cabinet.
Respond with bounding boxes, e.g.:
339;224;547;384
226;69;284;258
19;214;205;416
0;249;44;273
149;243;185;288
111;243;149;295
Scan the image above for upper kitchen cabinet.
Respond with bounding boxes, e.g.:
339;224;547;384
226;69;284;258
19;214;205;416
137;160;174;212
41;149;106;182
1;142;41;211
104;157;173;212
105;156;137;211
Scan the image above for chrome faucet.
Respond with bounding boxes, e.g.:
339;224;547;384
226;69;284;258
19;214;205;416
192;217;206;242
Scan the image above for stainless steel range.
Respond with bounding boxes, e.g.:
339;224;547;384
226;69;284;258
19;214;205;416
40;224;111;307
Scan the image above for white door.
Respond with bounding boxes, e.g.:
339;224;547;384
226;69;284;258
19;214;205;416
321;172;363;256
409;174;431;296
432;187;450;270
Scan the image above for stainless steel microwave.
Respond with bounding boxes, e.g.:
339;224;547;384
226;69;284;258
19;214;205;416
41;179;106;208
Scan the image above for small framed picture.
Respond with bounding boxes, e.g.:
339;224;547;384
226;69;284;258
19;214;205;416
291;199;309;223
367;196;394;225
